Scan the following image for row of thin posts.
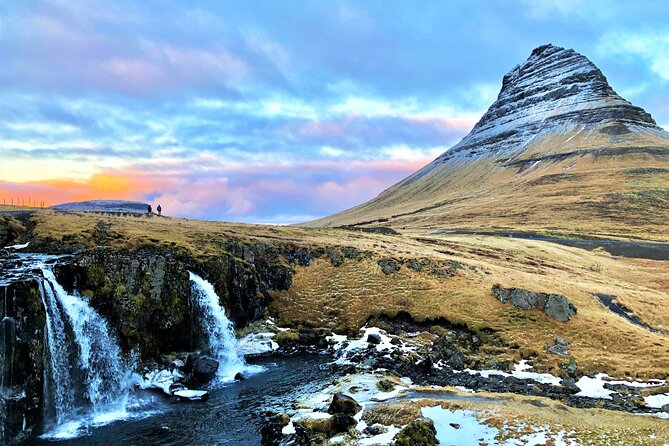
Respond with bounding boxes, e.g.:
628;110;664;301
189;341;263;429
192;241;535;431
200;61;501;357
1;197;49;207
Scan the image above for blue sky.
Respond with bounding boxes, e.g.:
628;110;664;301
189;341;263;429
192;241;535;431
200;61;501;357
1;0;668;223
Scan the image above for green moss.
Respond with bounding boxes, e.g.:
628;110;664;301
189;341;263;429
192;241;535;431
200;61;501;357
275;330;300;344
393;418;438;446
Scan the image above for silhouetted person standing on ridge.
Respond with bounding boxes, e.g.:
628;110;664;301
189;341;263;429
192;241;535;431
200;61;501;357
157;204;162;216
147;204;152;215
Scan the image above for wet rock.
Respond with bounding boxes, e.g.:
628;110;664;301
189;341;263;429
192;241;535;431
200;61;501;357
234;372;245;381
367;333;382;345
449;422;461;429
548;336;571;356
331;412;357;433
261;413;291;446
185;354;219;383
0;279;46;446
298;330;318;346
378;258;400;275
280;423;312;446
390;337;402;346
327;393;362;416
422;354;434;375
393;417;438;446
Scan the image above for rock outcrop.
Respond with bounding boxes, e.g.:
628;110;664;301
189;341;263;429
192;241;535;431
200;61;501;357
393;417;438;446
492;284;577;322
0;279;46;445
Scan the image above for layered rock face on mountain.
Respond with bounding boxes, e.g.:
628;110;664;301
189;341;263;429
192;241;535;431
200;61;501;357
309;44;669;240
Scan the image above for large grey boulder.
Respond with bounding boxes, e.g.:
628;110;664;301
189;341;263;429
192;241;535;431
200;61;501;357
544;295;577;322
492;284;577;322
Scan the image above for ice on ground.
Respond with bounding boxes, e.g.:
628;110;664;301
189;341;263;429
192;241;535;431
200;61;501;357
421;406;579;446
460;360;563;386
172;389;208;400
236;332;279;355
574;374;665;399
359;425;401;445
290;373;408;443
140;369;186;395
326;327;416;364
421;406;498;445
4;242;29;250
645;393;669;409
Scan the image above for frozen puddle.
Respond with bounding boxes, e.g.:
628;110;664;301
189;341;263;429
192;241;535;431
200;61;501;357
421;406;578;446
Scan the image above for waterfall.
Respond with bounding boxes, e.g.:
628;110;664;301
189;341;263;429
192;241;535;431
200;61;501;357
38;265;134;438
188;272;258;382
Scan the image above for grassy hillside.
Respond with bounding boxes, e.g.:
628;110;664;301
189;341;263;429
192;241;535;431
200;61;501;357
10;209;669;379
307;124;669;242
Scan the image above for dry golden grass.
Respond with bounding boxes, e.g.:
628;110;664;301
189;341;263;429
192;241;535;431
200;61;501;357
307;124;669;242
18;209;669;378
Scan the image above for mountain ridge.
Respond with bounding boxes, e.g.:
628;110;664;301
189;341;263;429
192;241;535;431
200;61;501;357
306;44;669;241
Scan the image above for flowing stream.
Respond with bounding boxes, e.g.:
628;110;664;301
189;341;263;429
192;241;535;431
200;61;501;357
38;264;135;439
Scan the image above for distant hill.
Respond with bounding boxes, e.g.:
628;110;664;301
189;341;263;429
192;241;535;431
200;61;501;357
307;44;669;241
52;200;150;213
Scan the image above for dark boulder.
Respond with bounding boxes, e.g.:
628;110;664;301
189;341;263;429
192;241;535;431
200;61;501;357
261;413;290;446
185;354;219;383
390;337;402;346
393;417;438;446
327;393;362;416
378;259;401;275
234;372;245;381
367;333;382;345
561;378;581;394
330;413;357;433
298;330;318;346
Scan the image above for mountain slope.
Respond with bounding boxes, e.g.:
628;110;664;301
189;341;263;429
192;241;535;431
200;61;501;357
307;45;669;241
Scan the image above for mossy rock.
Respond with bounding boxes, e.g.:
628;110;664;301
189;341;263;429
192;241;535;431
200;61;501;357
275;330;300;344
393;417;438;446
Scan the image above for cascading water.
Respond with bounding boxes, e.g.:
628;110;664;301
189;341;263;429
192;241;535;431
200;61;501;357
188;272;260;382
38;265;134;439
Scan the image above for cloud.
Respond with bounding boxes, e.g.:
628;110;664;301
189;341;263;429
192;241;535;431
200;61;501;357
1;0;668;222
597;31;669;81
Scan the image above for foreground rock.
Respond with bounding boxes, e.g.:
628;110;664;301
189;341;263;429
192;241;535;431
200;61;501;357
393;418;438;446
327;393;362;416
185;354;219;383
492;284;577;321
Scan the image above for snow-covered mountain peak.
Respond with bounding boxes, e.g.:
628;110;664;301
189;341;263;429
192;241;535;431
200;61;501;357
437;44;660;163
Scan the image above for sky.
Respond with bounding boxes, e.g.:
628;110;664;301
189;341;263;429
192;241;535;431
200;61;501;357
1;0;668;223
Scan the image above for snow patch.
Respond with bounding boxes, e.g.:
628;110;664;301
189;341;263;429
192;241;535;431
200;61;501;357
574;374;664;399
